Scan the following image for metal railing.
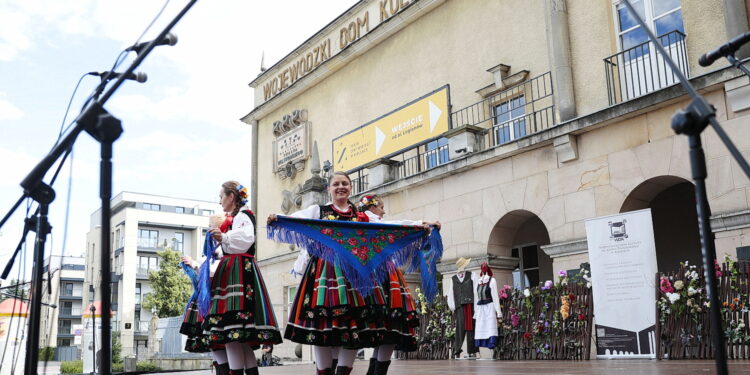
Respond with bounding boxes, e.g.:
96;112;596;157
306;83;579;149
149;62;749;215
451;72;555;148
604;30;689;105
347;72;555;193
351;169;369;195
394;144;449;180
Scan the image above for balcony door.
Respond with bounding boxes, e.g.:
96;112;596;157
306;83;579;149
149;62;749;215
613;0;686;100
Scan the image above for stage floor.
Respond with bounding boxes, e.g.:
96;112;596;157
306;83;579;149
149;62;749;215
144;359;750;375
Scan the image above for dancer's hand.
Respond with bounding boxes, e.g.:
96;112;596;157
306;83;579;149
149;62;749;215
424;220;441;230
209;228;223;242
267;214;278;225
181;255;195;268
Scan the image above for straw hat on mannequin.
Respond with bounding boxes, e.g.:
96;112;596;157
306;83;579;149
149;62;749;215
456;257;471;272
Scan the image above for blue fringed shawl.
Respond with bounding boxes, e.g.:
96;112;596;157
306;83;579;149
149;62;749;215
267;216;443;297
181;262;199;315
195;232;217;318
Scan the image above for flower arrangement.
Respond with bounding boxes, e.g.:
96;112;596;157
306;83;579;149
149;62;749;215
493;264;592;360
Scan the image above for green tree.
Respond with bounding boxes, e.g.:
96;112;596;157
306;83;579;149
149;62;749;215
0;279;29;302
142;248;192;317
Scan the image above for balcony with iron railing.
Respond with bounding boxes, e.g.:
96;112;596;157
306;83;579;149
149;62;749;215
604;30;689;105
350;72;556;195
451;71;555;149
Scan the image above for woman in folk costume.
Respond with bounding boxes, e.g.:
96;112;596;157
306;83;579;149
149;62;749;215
473;262;501;351
267;172;434;375
203;181;282;375
268;172;367;375
357;194;439;375
180;214;229;374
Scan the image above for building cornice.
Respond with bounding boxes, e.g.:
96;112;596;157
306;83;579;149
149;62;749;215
241;0;447;125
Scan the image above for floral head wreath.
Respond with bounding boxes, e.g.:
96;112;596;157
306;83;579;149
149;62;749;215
358;195;379;208
236;184;249;205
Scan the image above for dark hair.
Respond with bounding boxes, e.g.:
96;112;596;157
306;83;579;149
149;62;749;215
480;262;493;277
221;180;243;217
357;194;381;212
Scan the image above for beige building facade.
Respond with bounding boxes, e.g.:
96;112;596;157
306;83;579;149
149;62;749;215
242;0;750;358
84;192;221;358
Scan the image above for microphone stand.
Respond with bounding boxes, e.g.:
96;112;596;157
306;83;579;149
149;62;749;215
725;54;750;78
622;1;750;374
0;2;200;374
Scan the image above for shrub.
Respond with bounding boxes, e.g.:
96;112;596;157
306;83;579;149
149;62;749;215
39;346;55;361
60;360;83;374
136;361;161;371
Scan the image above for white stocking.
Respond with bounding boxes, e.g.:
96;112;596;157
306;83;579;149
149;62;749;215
337;348;356;368
377;345;395;362
212;349;228;365
225;341;246;370
314;346;332;370
243;344;257;369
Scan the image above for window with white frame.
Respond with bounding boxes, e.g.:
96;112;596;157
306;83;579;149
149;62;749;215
493;95;526;145
143;203;161;211
615;0;684;55
175;206;185;214
173;232;184;252
425;137;449;169
138;229;159;248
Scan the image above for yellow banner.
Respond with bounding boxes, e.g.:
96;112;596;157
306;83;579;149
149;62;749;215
333;86;450;171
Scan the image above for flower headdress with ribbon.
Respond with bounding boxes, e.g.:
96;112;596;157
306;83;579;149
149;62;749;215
236;184;249;205
358;195;379;209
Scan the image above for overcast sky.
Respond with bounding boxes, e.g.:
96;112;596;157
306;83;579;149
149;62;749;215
0;0;357;282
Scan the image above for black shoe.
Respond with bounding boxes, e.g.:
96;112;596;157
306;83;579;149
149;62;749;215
334;366;352;375
331;358;338;370
228;370;244;375
316;369;333;375
245;367;259;375
217;363;230;375
375;361;391;375
365;358;378;375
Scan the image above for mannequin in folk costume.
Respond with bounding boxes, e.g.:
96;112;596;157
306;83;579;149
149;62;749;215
267;172;431;375
357;194;440;375
447;257;479;358
473;262;501;351
181;215;229;375
203;181;282;375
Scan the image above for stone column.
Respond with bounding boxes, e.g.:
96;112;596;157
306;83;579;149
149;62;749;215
724;0;750;59
544;0;576;122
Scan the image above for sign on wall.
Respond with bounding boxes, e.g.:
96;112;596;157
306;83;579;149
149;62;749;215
586;208;658;359
273;122;310;170
332;85;450;171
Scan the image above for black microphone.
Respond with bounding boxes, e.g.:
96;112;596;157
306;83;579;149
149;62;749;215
88;71;148;83
125;33;178;55
699;31;750;67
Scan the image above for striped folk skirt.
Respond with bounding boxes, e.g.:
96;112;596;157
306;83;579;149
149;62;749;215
180;299;212;352
203;253;282;347
284;257;419;350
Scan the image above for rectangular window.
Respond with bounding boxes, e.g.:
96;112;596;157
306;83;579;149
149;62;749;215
493;95;526;145
201;209;214;216
173;232;185;252
425;138;450;169
61;301;73;315
287;286;298;306
115;228;122;248
59;319;71;334
175;206;185;214
135;283;142;305
143;203;161;211
138;229;159;248
58;338;72;347
63;282;74;296
89;285;94;301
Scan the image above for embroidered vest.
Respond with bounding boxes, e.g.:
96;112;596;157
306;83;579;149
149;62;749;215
452;271;474;306
477;280;493;305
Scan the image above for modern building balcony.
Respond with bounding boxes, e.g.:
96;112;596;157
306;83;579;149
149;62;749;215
604;29;689;105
